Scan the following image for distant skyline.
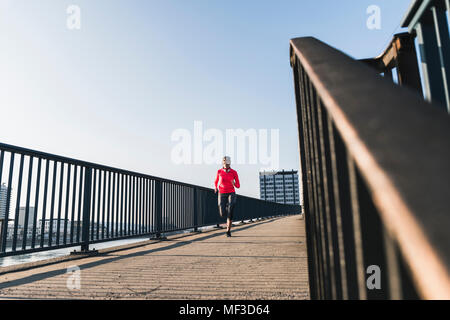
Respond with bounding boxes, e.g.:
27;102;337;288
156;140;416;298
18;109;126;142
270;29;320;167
0;0;412;198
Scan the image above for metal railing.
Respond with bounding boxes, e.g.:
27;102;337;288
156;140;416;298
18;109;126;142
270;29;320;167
0;142;300;257
290;35;450;299
401;0;450;112
361;0;450;114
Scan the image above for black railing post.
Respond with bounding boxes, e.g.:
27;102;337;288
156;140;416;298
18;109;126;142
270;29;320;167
153;179;163;239
395;34;422;93
80;167;92;252
193;187;200;232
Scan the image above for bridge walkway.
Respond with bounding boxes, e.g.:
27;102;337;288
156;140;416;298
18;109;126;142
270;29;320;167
0;215;309;300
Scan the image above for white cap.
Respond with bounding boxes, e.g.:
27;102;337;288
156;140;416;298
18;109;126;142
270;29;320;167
223;156;231;165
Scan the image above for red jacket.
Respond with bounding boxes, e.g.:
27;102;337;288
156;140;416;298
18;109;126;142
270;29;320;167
214;168;240;193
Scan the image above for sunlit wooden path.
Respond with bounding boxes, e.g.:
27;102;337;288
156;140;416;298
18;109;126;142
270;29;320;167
0;215;309;300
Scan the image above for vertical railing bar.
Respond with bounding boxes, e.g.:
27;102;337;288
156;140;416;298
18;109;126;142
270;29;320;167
139;177;143;234
149;180;152;233
179;185;182;229
347;155;367;300
355;168;390;299
117;172;120;237
165;183;168;232
136;176;139;234
120;173;124;237
184;186;187;229
332;125;360;299
183;186;186;229
165;182;168;233
193;188;198;231
182;186;185;229
56;162;64;246
123;176;129;235
157;180;162;237
316;98;338;299
111;171;116;238
143;177;145;234
0;150;4;186
142;178;145;233
1;153;14;252
132;175;135;234
181;185;184;229
152;180;155;233
186;187;188;229
76;167;84;243
70;165;78;244
130;175;133;235
135;176;139;234
175;184;178;231
95;170;104;240
22;156;34;250
101;170;106;240
162;183;166;232
131;175;135;235
81;167;92;252
63;163;71;245
138;176;141;234
39;160;49;248
175;184;183;229
170;184;173;231
125;174;129;236
382;221;402;299
106;171;111;239
134;176;137;234
151;180;154;234
31;158;42;249
326;113;349;299
133;177;139;234
115;172;119;238
310;85;334;299
170;183;173;232
90;168;97;241
12;154;25;252
178;184;183;229
144;179;148;233
152;180;156;234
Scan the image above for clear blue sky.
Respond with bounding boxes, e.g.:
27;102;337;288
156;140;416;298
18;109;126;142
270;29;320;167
0;0;412;198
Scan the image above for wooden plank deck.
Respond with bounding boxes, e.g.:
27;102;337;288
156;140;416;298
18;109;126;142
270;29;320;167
0;215;309;300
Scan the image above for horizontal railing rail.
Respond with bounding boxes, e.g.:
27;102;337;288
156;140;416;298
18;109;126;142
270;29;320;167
0;142;300;257
290;37;450;300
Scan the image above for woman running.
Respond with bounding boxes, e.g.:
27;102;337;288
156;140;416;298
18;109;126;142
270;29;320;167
214;156;240;237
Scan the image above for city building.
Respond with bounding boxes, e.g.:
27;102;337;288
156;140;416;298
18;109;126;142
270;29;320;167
259;170;300;205
0;183;11;220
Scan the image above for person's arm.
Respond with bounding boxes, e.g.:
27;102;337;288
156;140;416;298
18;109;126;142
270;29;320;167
234;171;240;189
214;170;219;192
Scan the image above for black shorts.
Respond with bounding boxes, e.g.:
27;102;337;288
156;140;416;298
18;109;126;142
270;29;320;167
218;192;237;220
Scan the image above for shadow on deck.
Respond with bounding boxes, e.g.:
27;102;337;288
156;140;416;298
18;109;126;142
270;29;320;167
0;215;309;300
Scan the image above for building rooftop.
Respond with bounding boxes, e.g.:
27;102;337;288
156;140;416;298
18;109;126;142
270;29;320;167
259;169;298;176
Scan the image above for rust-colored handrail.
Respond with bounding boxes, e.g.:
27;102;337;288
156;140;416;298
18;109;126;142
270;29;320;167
290;36;450;300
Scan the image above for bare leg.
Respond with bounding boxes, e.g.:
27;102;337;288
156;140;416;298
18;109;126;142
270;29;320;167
227;218;232;232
